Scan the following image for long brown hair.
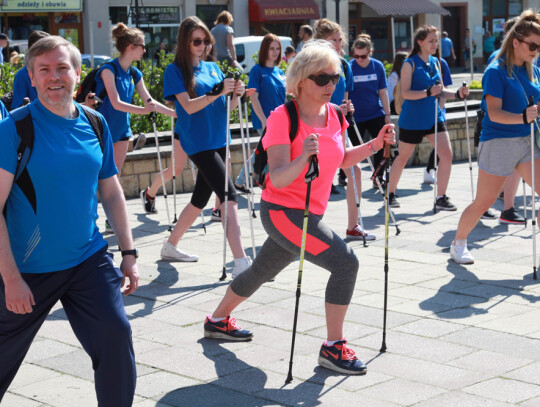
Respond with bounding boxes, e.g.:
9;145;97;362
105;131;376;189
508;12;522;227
408;25;438;58
499;9;540;79
174;17;215;98
258;34;282;66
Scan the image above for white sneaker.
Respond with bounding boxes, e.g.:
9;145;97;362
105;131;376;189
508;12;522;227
423;169;435;184
450;241;474;264
161;241;199;262
231;256;252;279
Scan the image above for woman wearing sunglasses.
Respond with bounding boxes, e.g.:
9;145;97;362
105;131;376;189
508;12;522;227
349;33;391;189
159;17;251;275
234;33;286;192
203;41;395;375
387;25;468;211
94;23;175;231
313;19;376;241
450;10;540;264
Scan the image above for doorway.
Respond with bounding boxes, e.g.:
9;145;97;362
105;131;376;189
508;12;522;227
442;4;467;67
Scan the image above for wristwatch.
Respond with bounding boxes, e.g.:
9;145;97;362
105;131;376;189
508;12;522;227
121;249;139;259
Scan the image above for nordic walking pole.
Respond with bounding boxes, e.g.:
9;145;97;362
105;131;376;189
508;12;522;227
171;117;178;223
286;154;319;384
148;106;172;232
220;73;234;281
433;81;441;214
344;110;366;247
380;141;391;353
237;92;256;258
463;81;475;201
523;179;528;227
528;96;537;280
243;88;258;219
349;116;401;235
189;160;207;234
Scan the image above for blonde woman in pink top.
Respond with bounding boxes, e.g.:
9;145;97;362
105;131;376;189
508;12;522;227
203;41;395;375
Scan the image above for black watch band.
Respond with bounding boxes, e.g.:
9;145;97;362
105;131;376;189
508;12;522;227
121;249;139;258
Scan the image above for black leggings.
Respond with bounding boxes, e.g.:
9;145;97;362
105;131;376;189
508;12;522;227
188;147;238;209
351;115;386;173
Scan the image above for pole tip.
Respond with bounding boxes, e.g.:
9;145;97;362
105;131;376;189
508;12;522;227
380;344;387;353
219;268;227;281
285;373;293;384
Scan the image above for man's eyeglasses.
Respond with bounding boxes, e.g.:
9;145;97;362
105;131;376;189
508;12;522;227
518;39;540;52
353;54;369;60
191;38;211;47
308;73;341;86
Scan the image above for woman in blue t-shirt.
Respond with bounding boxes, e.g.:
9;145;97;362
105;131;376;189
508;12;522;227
387;25;468;211
349;33;391;188
94;23;175;172
234;33;286;191
450;10;540;265
314;19;376;241
160;16;252;276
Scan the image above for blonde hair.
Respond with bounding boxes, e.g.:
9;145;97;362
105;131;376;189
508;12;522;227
498;9;540;79
214;10;233;26
286;40;341;98
313;18;348;50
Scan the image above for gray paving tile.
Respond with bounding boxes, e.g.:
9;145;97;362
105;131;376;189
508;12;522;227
355;378;447;405
412;390;515;407
463;377;540;403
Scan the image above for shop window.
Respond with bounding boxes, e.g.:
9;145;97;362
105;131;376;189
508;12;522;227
58;28;79;48
109;6;129;24
196;5;227;32
236;44;245;63
8;14;49;41
361;20;389;61
54;13;80;24
492;0;506;16
508;0;522;16
483;0;490;17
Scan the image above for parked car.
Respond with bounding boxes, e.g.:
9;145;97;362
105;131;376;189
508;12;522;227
81;54;112;68
233;36;293;74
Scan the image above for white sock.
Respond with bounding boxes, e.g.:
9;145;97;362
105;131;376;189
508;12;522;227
437;195;444;200
234;256;248;265
454;239;467;247
208;315;226;322
324;339;344;346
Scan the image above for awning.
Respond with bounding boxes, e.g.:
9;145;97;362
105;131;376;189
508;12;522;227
359;0;451;16
249;0;320;22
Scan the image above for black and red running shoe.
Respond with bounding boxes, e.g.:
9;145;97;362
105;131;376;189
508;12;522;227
204;315;253;341
318;339;367;375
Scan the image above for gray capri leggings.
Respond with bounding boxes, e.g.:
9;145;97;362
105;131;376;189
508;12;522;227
231;200;359;305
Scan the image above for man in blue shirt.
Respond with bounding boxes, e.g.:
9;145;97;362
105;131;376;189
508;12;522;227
11;30;49;110
441;31;456;66
0;36;138;406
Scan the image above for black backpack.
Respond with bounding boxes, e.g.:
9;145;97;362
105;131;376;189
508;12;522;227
75;61;137;103
1;90;13;111
7;104;104;217
252;100;344;189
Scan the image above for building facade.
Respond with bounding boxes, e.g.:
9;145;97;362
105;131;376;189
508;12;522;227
0;0;537;64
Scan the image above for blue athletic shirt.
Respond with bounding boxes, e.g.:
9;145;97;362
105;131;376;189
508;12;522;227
349;58;387;122
163;61;228;156
480;61;540;142
0;100;8;118
12;66;38;110
330;57;354;106
95;58;143;143
0;100;117;273
247;64;286;130
398;54;445;130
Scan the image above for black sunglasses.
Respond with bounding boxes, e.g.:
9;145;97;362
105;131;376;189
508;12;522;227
308;73;341;86
191;38;211;47
353;54;369;60
518;39;540;52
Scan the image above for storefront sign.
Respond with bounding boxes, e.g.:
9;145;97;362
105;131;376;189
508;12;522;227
1;0;82;12
263;6;317;19
135;7;180;24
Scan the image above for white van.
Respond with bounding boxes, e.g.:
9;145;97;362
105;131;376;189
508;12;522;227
234;36;293;74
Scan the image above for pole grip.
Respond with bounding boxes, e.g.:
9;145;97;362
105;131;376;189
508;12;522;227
305;155;319;183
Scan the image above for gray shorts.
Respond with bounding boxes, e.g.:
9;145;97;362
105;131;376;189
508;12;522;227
478;137;540;177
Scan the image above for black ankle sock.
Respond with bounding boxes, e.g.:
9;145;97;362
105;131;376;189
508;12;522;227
146;190;155;200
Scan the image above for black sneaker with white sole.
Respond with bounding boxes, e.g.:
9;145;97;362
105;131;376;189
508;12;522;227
140;188;157;214
500;207;526;224
435;195;457;211
481;209;497;220
388;192;400;208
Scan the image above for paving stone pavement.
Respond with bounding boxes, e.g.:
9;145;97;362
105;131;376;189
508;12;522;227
4;161;540;407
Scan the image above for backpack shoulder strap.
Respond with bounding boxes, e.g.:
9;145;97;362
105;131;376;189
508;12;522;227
80;104;104;152
10;105;34;182
9;105;37;214
284;99;299;142
128;66;138;84
340;56;349;78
